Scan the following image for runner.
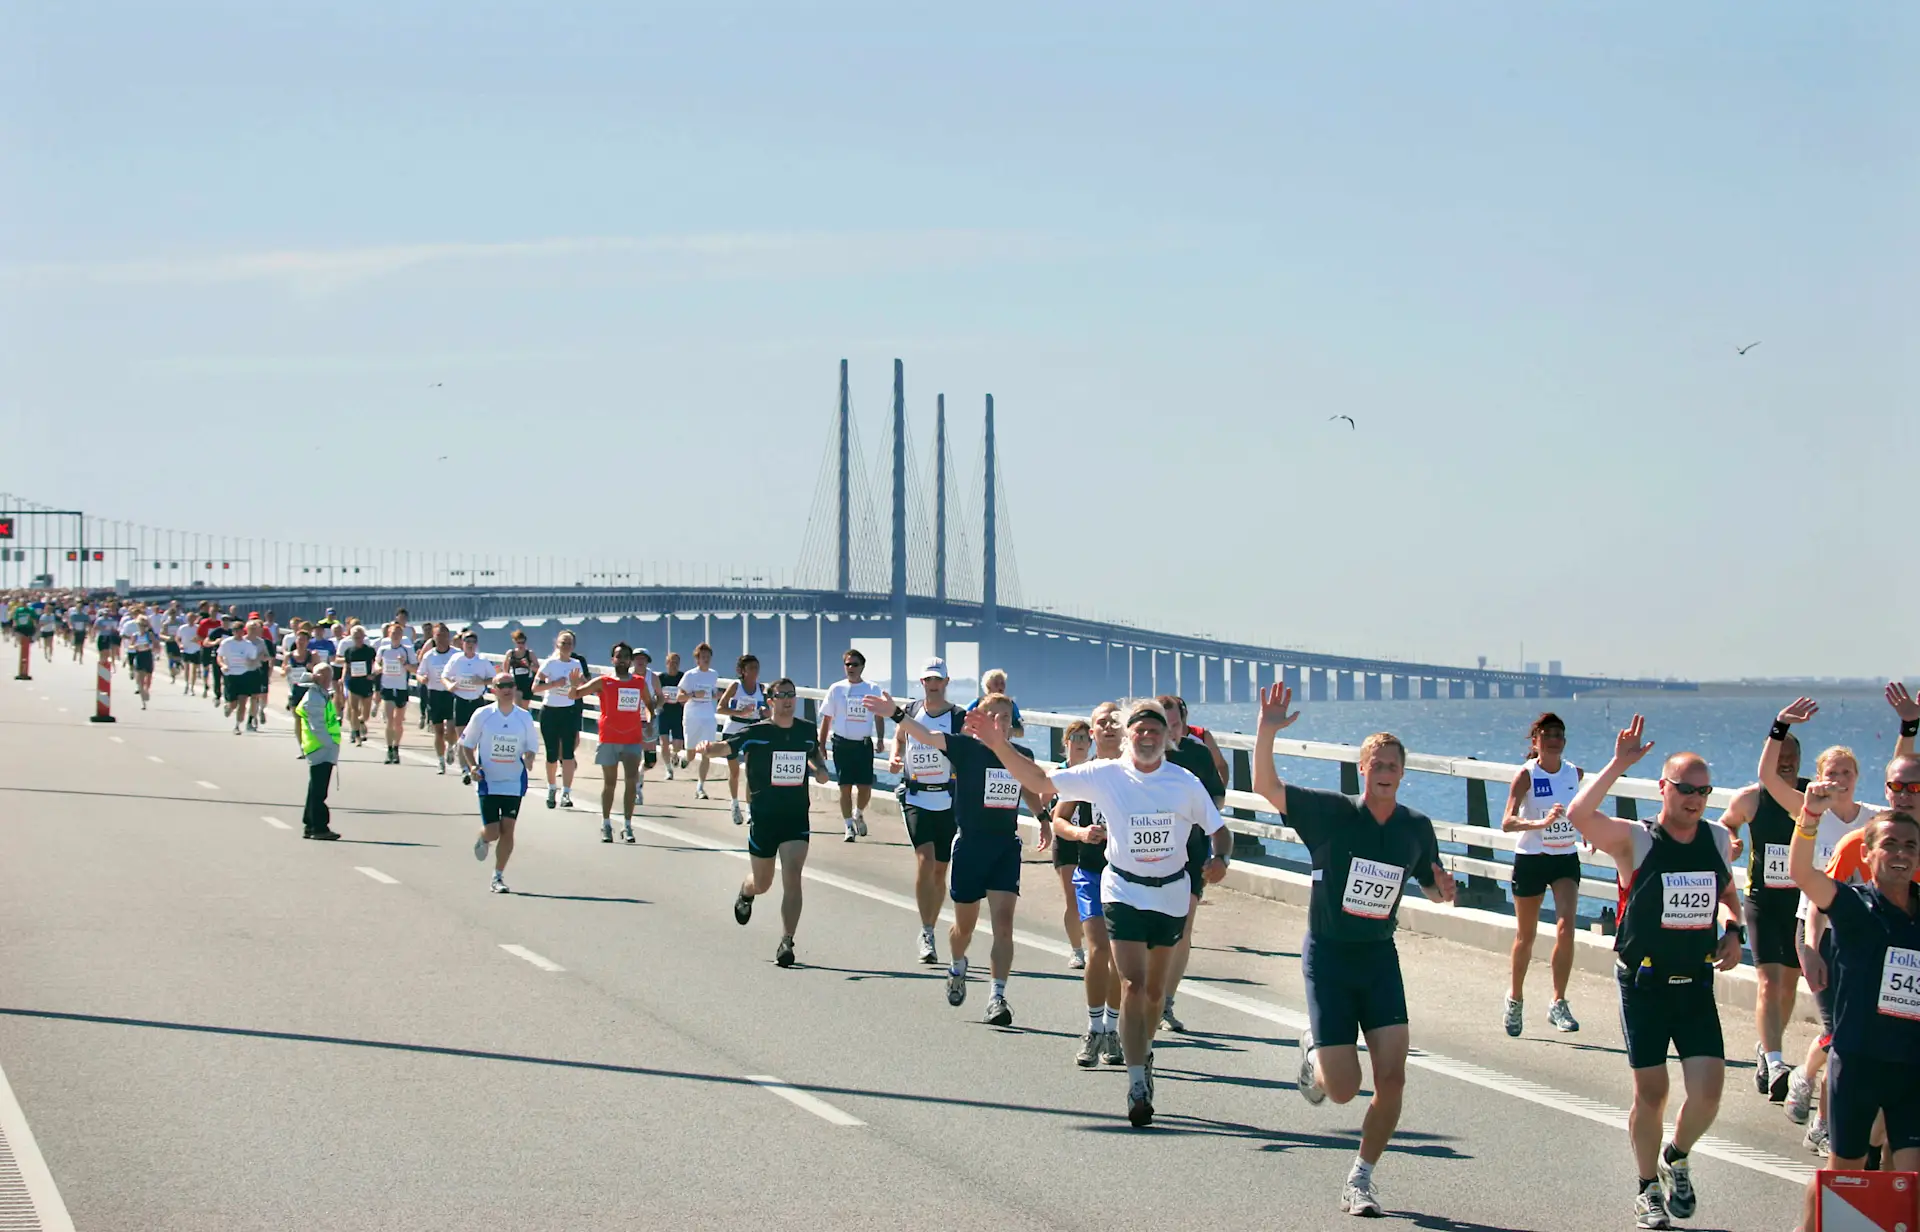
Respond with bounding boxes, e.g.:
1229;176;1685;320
203;616;228;710
892;657;962;964
67;602;88;662
416;624;459;775
715;654;766;827
244;616;274;730
375;622;416;764
1157;694;1227;1034
819;648;881;841
1050;709;1126;1066
294;662;343;841
460;674;539;894
93;603;121;669
339;624;377;746
39;603;60;661
655;651;686;779
125;615;157;710
1717;730;1807;1106
441;632;496;785
1501;712;1586;1036
532;631;585;808
694;676;829;968
283;628;318;749
680;644;722;798
1252;684;1456;1215
632;648;662;775
977;696;1230;1127
216;617;260;733
1567;715;1744;1231
1051;718;1092;974
1788;765;1920;1231
572;641;651;843
502;628;538;711
869;689;1030;1025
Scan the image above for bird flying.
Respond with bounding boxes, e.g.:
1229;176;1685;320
1328;415;1355;429
1736;342;1760;355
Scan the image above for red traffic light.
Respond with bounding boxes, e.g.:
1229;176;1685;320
0;517;13;539
92;551;104;562
66;550;78;561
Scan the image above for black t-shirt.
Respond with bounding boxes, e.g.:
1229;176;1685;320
942;732;1031;840
1287;786;1441;943
1166;736;1226;801
1825;881;1920;1062
1067;799;1108;873
721;719;820;823
658;670;685;712
342;642;377;682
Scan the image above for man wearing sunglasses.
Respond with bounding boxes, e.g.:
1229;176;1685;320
460;675;539;895
1568;716;1744;1232
695;677;829;969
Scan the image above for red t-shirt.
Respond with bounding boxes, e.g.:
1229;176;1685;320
594;675;651;745
195;618;220;641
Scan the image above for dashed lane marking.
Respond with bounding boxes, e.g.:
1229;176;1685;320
193;781;219;791
147;755;163;763
261;816;293;830
498;945;564;973
106;736;122;744
354;867;399;885
745;1076;865;1127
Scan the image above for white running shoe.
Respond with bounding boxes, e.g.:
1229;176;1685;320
601;821;613;843
843;819;857;842
1069;948;1087;970
560;789;573;809
473;835;490;861
489;873;509;894
1785;1067;1814;1124
853;810;867;837
621;826;635;844
1547;999;1579;1032
546;785;557;810
1297;1027;1326;1105
1340;1173;1382;1217
917;929;938;965
731;799;744;826
694;783;709;800
1502;996;1523;1037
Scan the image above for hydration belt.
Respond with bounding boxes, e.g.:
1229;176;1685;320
1114;863;1190;888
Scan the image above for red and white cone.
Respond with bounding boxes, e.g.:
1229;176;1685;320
90;657;116;723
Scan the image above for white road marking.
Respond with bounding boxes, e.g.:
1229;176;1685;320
498;944;565;972
107;735;123;743
0;1055;78;1231
57;707;68;713
147;755;164;763
633;818;1811;1185
193;780;219;790
261;816;293;830
745;1075;866;1127
354;867;399;885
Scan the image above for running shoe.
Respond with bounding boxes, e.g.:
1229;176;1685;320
694;783;708;800
775;936;795;968
665;764;675;780
1769;1061;1793;1103
730;799;744;826
546;785;557;810
621;826;635;844
1340;1173;1382;1217
560;790;573;810
308;829;340;841
490;873;509;894
1101;1032;1125;1066
1503;996;1523;1037
1803;1118;1829;1155
437;761;446;776
1160;999;1185;1033
1657;1151;1695;1220
1127;1078;1153;1128
917;930;938;965
985;996;1013;1027
946;963;968;1006
1753;1043;1770;1096
601;821;613;843
1069;948;1087;970
733;889;753;925
1297;1027;1326;1105
473;835;490;862
1076;1032;1100;1068
1633;1187;1670;1230
1547;999;1579;1033
852;812;867;837
843;819;857;843
461;768;472;786
1785;1068;1814;1125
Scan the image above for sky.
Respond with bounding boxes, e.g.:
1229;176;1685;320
2;1;1914;680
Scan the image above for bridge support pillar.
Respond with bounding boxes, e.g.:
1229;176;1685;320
1420;676;1439;700
1201;655;1220;705
1306;666;1324;701
1473;680;1491;700
1335;670;1354;701
1524;682;1541;699
1363;672;1382;701
1392;674;1411;700
1283;664;1301;694
1448;678;1466;699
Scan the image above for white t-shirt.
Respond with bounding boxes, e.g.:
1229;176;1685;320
177;622;200;653
418;646;458;692
678;669;719;709
823;679;880;742
1800;803;1884;921
459;704;539;794
1050;757;1225;918
902;704;958;811
118;616;140;640
1515;758;1583;856
377;643;415;687
443;651;493;700
217;637;258;676
537;656;581;708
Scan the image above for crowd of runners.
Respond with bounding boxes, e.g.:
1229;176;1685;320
10;589;1919;1230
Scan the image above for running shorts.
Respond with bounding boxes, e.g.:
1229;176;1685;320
480;794;524;826
127;650;153;674
747;806;810;859
1827;1052;1920;1160
655;706;684;740
1303;934;1409;1048
1072;867;1104;920
949;832;1021;904
831;735;876;786
594;741;647;766
1814;930;1835;1037
1511;852;1583;899
1614;963;1723;1070
1052;834;1080;868
903;802;956;863
251;670;271;697
381;687;410;709
1743;895;1801;969
346;679;375;699
452;695;486;728
426;691;456;724
539;704;581;762
288;682;309;709
97;634;119;652
1104;901;1184;949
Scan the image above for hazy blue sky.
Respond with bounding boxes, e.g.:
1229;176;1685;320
3;2;1913;679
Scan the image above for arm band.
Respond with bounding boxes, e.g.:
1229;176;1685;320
1769;720;1792;741
1902;718;1920;738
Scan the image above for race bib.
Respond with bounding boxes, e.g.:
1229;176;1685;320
1124;812;1179;863
488;734;521;764
289;667;310;685
689;687;712;701
770;750;807;787
906;742;949;784
1762;843;1792;890
1659;871;1717;930
614;685;643;712
838;707;872;737
349;660;368;677
983;767;1021;809
661;686;680;703
1342;857;1405;919
381;654;406;679
1878;948;1920;1021
1542;815;1578;849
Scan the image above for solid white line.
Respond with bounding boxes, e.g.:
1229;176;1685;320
498;944;565;972
57;707;68;713
745;1075;866;1126
107;735;123;743
147;754;164;763
193;780;219;790
0;1056;78;1232
632;817;1811;1185
354;867;399;885
261;815;293;830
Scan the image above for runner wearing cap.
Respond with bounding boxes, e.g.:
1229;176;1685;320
572;641;652;843
891;657;962;964
819;648;881;841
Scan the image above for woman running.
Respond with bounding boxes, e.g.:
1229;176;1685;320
376;621;416;764
679;643;721;800
126;615;157;710
1051;707;1127;1068
534;630;585;810
503;629;538;709
1502;712;1586;1036
1052;719;1093;970
714;654;765;827
655;651;687;778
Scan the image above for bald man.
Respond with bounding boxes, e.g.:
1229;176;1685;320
1568;717;1744;1232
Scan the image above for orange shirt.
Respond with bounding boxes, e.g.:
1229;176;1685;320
1825;827;1869;885
593;675;651;745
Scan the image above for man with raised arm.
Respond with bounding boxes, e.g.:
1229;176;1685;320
1250;683;1455;1218
1566;715;1744;1232
965;698;1230;1130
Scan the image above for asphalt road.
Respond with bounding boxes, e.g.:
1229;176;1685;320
1;649;1822;1231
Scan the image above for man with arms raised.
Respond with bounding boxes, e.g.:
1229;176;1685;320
1567;716;1743;1231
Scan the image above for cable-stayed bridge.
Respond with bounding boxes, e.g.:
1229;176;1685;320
2;360;1692;701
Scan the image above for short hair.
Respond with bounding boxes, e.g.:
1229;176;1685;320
977;692;1015;717
981;668;1007;689
493;673;518;689
737;654;758;673
1869;812;1920;849
610;641;633;658
844;648;867;666
1662;752;1709;780
1890;753;1920;781
665;652;681;666
1155;693;1187;718
1359;732;1407;768
694;642;713;656
769;676;797;693
1778;731;1802;762
1091;700;1121;720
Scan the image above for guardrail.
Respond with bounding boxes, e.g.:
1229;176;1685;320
458;653;1711;916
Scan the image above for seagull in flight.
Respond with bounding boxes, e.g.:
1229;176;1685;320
430;382;444;388
1735;342;1760;355
1328;414;1355;429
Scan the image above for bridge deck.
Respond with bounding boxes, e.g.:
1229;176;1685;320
2;653;1790;1230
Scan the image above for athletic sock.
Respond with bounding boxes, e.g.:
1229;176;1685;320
1127;1064;1146;1085
1087;1008;1104;1033
1105;1007;1120;1033
1348;1158;1372;1184
991;979;1007;1000
1662;1142;1686;1166
949;958;967;977
1765;1050;1783;1069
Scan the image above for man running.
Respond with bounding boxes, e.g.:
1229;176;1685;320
870;689;1029;1026
294;662;344;841
417;624;458;775
695;677;829;968
1502;712;1586;1036
1568;715;1744;1231
216;618;259;733
375;622;416;764
1253;684;1456;1215
1157;694;1227;1034
461;674;539;894
655;651;687;778
819;648;881;841
893;657;962;964
339;624;377;747
442;632;495;785
715;654;765;827
574;641;651;843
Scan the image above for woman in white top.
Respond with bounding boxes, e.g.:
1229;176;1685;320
533;631;585;810
176;616;202;694
713;653;765;826
1500;712;1586;1037
678;642;722;801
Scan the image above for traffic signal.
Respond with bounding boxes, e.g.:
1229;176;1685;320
66;551;78;562
92;551;103;562
0;516;13;538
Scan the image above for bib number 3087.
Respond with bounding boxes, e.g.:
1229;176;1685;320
1341;858;1404;920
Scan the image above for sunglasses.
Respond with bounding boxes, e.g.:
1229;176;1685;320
766;690;797;700
1066;733;1092;743
492;683;517;691
1888;782;1920;796
1665;781;1714;797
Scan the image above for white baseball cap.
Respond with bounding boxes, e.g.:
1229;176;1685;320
918;657;950;681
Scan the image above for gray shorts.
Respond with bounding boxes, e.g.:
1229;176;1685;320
595;742;647;766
